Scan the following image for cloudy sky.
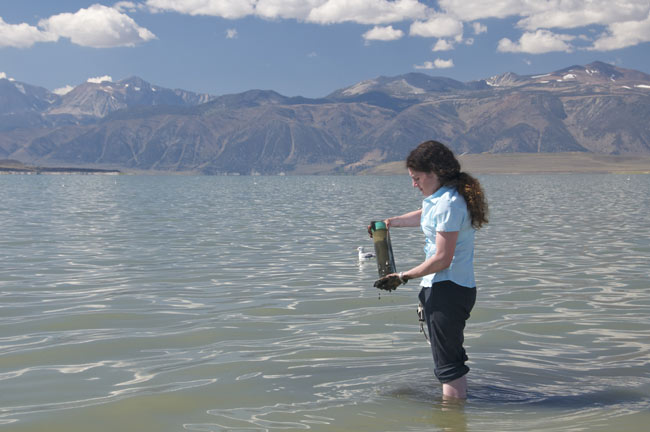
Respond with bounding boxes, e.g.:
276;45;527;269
2;1;650;97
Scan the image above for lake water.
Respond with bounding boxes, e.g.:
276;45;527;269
1;174;649;431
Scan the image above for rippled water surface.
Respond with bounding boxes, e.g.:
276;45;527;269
1;174;649;431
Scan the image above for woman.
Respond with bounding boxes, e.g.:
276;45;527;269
373;140;488;399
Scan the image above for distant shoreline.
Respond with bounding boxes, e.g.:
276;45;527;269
2;153;649;176
0;160;121;175
361;152;650;175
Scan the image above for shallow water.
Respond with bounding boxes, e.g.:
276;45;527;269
1;174;649;431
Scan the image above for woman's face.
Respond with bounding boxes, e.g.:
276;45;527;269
408;168;441;196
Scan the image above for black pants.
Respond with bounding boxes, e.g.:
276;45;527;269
418;280;476;383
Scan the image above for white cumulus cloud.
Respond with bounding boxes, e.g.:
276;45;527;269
9;0;641;60
87;75;113;84
438;0;650;51
432;39;454;51
363;25;404;41
590;11;650;51
436;0;650;31
140;0;650;55
414;58;454;69
0;16;58;48
255;0;320;20
307;0;426;25
410;15;464;39
437;0;528;22
0;72;6;79
53;85;75;95
148;0;314;20
114;2;144;13
146;0;427;24
433;58;454;69
39;4;156;48
472;22;487;35
516;1;649;31
146;0;257;19
498;29;575;54
414;61;436;70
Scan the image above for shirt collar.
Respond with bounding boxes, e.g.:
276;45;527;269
423;185;452;203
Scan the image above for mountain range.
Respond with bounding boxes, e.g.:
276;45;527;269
1;61;649;174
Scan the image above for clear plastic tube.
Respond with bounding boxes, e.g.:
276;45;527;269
370;221;396;277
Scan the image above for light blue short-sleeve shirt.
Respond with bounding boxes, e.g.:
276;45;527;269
420;186;476;288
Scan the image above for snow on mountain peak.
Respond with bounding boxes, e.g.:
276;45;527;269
342;79;378;96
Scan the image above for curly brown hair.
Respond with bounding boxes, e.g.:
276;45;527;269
406;140;488;229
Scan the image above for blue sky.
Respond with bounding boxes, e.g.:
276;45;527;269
2;1;650;98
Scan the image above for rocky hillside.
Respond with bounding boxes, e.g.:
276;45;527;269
1;61;649;174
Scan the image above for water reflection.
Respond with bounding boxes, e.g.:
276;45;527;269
436;397;467;432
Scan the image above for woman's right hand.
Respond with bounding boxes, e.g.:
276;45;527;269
368;219;391;238
373;273;402;291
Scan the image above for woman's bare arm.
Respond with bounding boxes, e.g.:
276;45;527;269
386;209;422;228
401;231;458;280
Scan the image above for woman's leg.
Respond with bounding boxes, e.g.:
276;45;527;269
442;375;467;399
419;282;476;396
